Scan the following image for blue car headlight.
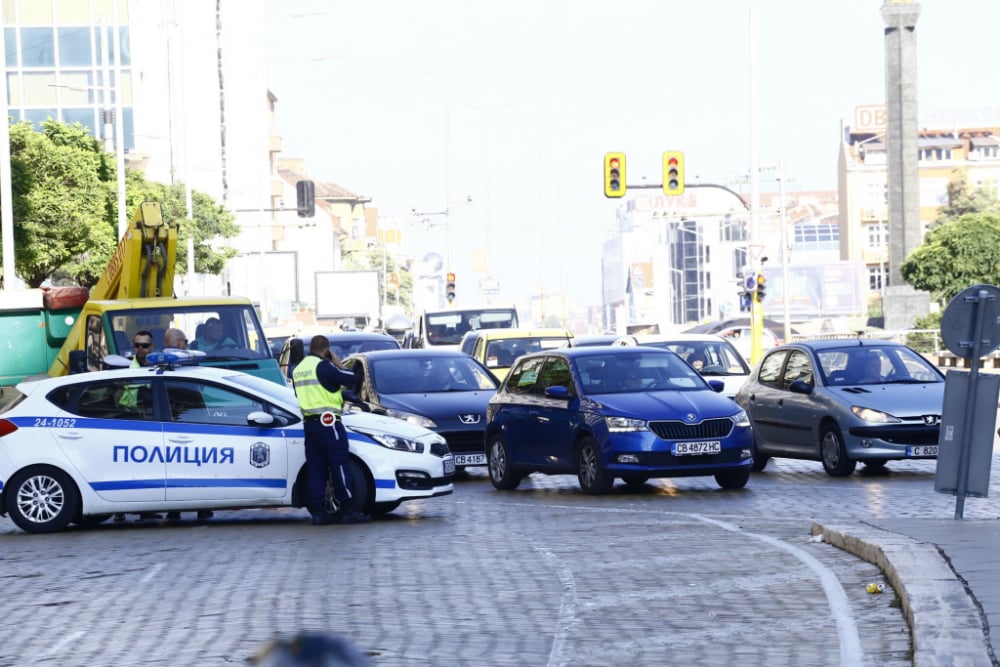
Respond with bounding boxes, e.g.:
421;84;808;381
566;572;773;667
605;416;648;432
851;406;901;423
384;408;437;429
730;409;751;428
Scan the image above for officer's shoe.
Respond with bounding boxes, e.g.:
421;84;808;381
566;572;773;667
310;512;333;526
339;511;372;524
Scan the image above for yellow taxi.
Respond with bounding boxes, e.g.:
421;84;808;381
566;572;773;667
461;328;574;381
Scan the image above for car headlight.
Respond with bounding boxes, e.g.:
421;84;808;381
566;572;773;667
851;406;901;423
730;409;750;427
384;408;437;429
605;416;648;432
366;432;426;453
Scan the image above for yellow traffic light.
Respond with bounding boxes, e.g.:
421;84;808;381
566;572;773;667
755;272;767;303
663;151;685;195
604;152;626;198
446;272;457;302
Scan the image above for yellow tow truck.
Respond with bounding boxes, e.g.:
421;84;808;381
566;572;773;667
1;201;284;386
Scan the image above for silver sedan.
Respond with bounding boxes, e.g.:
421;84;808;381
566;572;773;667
734;339;944;476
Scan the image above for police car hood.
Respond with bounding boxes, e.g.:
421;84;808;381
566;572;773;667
342;410;443;442
378;391;493;419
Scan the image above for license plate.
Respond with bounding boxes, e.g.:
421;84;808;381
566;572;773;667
907;445;938;457
443;456;456;475
454;453;487;466
674;441;722;455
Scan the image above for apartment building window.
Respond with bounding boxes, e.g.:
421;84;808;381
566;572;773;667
4;4;133;149
793;221;839;250
918;147;952;161
869;265;886;292
866;222;888;248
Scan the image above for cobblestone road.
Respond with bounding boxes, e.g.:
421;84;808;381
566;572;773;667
6;454;985;666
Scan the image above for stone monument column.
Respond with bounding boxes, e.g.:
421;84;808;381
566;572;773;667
882;0;929;329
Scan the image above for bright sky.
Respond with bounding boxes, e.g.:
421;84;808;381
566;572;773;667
263;0;1000;310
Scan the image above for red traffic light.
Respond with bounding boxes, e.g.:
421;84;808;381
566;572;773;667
446;272;456;283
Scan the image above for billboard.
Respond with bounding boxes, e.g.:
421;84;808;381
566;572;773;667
762;263;867;317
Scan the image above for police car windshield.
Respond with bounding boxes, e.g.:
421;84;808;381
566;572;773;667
226;372;297;404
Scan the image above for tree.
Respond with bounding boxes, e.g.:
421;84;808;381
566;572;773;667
930;169;1000;228
126;177;240;275
2;119;240;288
7;120;117;287
900;213;1000;305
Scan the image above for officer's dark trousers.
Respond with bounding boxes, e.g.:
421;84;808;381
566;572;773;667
304;419;354;514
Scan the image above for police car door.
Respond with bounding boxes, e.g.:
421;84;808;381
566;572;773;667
53;377;165;503
162;378;291;502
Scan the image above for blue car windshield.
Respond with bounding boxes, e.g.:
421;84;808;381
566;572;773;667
577;351;705;394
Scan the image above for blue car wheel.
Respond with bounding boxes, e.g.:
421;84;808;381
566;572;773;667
577;436;613;495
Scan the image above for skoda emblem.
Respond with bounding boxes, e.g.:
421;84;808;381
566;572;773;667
250;442;270;469
459;414;481;425
686;413;697;422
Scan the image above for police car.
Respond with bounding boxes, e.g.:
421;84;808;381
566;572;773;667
0;352;455;533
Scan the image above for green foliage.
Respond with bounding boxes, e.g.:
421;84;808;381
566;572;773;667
900;213;1000;305
8;120;116;287
931;170;1000;227
906;311;942;354
128;177;239;274
1;119;239;287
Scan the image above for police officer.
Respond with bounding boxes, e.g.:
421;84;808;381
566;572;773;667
292;335;371;525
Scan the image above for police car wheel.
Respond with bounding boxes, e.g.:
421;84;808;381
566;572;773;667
347;459;373;516
5;466;79;534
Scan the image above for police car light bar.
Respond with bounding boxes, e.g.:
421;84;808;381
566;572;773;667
145;349;207;366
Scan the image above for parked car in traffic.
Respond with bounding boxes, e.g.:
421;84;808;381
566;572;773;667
570;334;622;347
485;347;754;494
343;349;500;468
734;339;945;476
460;327;574;381
613;333;751;398
0;352;454;533
278;331;400;380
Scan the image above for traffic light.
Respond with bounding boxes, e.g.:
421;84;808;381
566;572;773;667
296;180;315;218
446;272;456;303
755;273;767;302
604;152;626;198
663;151;685;195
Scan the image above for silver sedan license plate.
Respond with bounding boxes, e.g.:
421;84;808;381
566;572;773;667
454;453;487;466
907;445;938;457
675;440;722;455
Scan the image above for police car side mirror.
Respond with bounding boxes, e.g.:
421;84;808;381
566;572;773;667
247;411;276;426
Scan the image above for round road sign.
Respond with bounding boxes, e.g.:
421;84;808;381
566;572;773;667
320;411;336;427
940;284;1000;359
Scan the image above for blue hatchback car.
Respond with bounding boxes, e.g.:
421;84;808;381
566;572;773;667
484;347;754;494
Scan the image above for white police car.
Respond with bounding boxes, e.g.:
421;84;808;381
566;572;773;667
0;352;454;533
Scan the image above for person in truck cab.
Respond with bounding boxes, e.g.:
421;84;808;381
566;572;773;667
193;317;235;351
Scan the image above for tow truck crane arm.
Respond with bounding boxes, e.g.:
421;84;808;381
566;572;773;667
91;201;179;300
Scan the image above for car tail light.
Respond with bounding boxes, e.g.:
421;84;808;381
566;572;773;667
0;419;18;437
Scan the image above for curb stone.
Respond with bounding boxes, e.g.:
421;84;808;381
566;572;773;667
813;522;993;667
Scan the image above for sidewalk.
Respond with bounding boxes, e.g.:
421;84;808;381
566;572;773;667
814;518;1000;667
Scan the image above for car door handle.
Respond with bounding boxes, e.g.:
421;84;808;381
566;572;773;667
55;432;83;440
167;436;194;444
